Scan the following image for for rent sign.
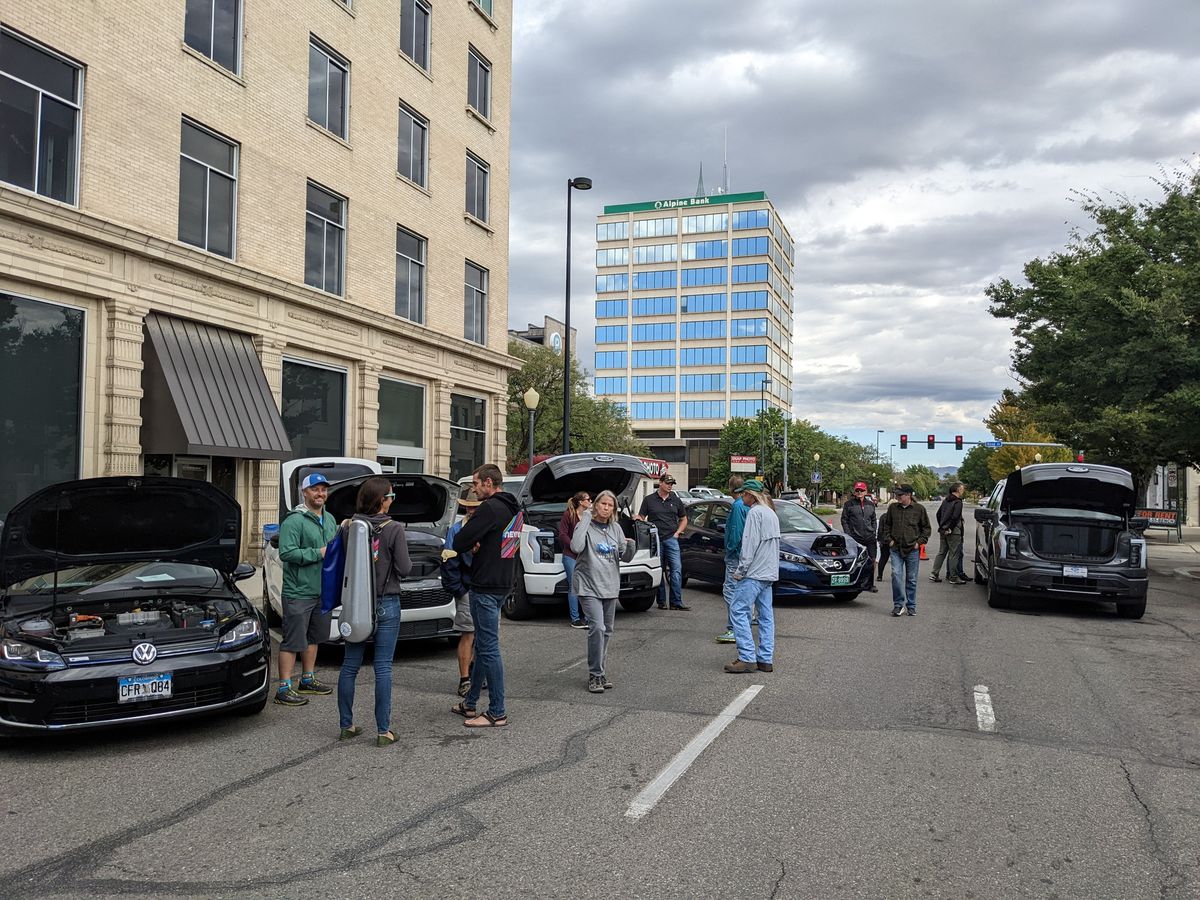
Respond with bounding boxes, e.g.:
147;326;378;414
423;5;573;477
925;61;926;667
1135;507;1180;528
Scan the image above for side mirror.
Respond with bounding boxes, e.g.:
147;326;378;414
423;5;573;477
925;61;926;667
974;508;996;523
1129;516;1148;534
233;562;256;582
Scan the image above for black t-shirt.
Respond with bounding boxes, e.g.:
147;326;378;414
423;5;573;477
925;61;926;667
639;490;687;536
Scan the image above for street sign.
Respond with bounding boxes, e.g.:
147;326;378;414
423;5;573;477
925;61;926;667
731;455;756;473
810;471;821;483
983;440;1003;449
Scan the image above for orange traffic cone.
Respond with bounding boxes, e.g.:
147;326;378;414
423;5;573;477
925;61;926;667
919;543;928;561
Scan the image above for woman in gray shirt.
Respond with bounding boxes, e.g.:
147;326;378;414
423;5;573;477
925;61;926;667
570;490;635;693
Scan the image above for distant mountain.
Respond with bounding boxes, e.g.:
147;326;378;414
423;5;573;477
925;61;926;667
931;466;959;477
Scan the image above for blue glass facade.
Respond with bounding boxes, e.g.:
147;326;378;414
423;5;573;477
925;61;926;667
731;399;765;417
632;217;677;238
633;269;676;290
681;347;725;366
632;349;675;368
680;319;725;340
680;266;726;287
596;273;628;293
596;247;628;267
681;373;725;392
731;290;768;310
732;236;768;256
681;292;726;313
632;322;675;342
594;350;626;369
731;344;767;364
632;375;675;393
681;400;725;419
631;401;674;419
730;371;768;391
594;377;626;395
732;263;768;284
596;325;627;344
633;243;677;264
682;212;727;234
732;209;769;230
682;240;727;260
596;221;628;241
595;299;627;318
633;296;675;316
731;317;768;337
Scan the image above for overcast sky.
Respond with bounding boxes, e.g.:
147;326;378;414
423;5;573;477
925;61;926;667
507;0;1200;468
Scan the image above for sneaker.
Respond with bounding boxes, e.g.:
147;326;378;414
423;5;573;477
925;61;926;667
296;677;333;696
670;603;692;611
756;661;774;673
929;574;942;583
868;586;879;593
891;607;904;617
601;675;614;690
587;675;605;693
907;609;917;617
570;618;588;629
715;629;736;644
273;688;308;706
723;659;756;674
949;577;967;585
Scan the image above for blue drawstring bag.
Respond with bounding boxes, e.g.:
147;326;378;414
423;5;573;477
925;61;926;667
319;528;347;614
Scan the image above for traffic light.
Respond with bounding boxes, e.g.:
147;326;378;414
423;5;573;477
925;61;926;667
927;434;935;449
899;434;908;450
955;435;963;450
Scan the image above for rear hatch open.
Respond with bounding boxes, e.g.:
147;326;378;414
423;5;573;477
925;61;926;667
1002;464;1135;562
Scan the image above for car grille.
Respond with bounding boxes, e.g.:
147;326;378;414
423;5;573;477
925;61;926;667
620;572;653;592
401;586;453;610
45;685;229;726
398;618;453;638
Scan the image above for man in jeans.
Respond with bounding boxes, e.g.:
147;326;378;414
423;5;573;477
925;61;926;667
930;482;966;584
879;484;931;617
716;476;746;643
274;473;338;706
840;481;879;592
637;474;689;610
451;464;521;728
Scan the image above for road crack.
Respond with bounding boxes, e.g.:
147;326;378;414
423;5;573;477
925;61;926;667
767;859;787;900
1118;759;1187;899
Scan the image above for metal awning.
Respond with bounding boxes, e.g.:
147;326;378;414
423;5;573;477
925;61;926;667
141;313;292;460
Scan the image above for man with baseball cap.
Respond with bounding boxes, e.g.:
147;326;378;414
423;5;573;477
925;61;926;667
878;483;931;616
637;473;689;610
274;472;339;705
840;481;879;593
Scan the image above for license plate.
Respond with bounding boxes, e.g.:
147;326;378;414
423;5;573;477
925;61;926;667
118;673;172;703
830;574;851;586
1063;565;1088;579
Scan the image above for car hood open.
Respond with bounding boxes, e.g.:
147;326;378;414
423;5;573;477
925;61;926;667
1002;463;1135;514
324;474;459;539
517;453;651;508
1;477;241;588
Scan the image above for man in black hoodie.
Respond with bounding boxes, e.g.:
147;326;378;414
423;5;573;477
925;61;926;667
451;463;521;727
840;481;879;592
930;482;966;584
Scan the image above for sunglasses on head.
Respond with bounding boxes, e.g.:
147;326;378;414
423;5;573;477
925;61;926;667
384;492;396;499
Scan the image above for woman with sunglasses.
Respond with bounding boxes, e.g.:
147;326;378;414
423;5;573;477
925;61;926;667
337;476;411;746
557;491;592;628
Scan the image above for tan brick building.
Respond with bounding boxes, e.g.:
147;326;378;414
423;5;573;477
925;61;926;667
0;0;515;553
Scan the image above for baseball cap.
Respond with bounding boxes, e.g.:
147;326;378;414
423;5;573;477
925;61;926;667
300;473;330;491
742;478;765;492
896;483;914;495
660;475;677;485
853;481;868;491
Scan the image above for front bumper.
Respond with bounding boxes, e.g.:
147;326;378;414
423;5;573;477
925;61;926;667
992;561;1148;600
324;577;458;642
775;559;868;597
0;639;270;733
523;562;663;605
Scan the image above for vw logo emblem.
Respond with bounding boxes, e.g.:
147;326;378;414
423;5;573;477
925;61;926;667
132;642;158;665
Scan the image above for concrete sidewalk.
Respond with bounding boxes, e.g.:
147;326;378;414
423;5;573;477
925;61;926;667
1143;525;1200;579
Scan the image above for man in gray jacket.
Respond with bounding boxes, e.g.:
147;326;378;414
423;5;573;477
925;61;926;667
725;479;780;674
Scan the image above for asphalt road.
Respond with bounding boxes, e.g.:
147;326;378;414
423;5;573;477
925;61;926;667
3;509;1197;899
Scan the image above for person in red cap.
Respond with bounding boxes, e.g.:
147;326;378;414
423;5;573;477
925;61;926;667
840;481;879;592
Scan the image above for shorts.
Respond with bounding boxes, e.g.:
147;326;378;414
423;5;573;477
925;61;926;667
281;596;332;652
453;594;474;633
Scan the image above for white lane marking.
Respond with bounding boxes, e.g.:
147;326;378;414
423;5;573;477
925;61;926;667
973;684;996;732
625;684;764;821
556;658;587;673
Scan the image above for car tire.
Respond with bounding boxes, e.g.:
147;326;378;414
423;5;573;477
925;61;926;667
618;593;656;613
1116;599;1146;619
263;575;282;627
234;690;270;716
986;567;1007;609
502;566;535;620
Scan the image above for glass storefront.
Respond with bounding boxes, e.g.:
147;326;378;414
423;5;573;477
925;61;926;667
449;393;486;481
281;359;345;458
377;377;425;473
0;294;83;517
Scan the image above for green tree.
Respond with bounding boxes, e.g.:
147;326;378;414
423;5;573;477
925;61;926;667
957;444;997;495
986;166;1200;491
983;390;1075;482
900;464;940;499
505;340;645;470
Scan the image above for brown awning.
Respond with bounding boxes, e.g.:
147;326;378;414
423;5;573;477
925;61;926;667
141;314;292;460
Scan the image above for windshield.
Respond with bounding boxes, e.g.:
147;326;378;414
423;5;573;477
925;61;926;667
776;502;829;534
6;562;223;595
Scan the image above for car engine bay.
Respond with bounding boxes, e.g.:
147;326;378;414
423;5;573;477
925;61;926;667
7;597;246;645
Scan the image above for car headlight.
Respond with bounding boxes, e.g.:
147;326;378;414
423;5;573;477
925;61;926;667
218;619;262;650
534;533;557;563
1000;530;1022;560
780;550;806;564
0;638;66;671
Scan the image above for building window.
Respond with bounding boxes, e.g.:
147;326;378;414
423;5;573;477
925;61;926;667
308;38;348;139
632;349;675;368
395;226;426;323
732;317;768;338
466;152;489;222
732;236;769;257
595;299;628;319
683;212;727;234
632;217;677;238
400;0;431;70
464;260;488;344
732;263;769;284
632;375;674;394
377;377;425;472
731;372;769;391
733;209;769;230
0;30;82;205
595;325;627;344
682;240;727;261
731;399;766;418
681;319;725;340
681;401;724;419
304;181;345;295
397;103;428;187
631;402;674;420
731;344;768;365
178;119;237;257
680;266;726;287
450;394;486;481
596;221;628;241
281;359;346;458
681;293;726;314
632;270;676;291
632;296;675;317
467;47;491;119
597;247;629;267
594;377;626;395
594;351;627;370
681;374;725;393
732;290;768;310
633;243;677;264
0;293;84;516
631;323;674;343
596;274;629;293
472;0;494;15
184;0;241;74
681;347;725;367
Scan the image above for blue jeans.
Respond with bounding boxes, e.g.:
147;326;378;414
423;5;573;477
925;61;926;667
337;594;400;733
890;548;920;611
723;558;738;630
562;555;581;620
464;592;505;718
657;536;683;608
730;577;774;663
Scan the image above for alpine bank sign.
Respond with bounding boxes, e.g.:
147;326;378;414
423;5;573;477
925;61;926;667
603;191;766;215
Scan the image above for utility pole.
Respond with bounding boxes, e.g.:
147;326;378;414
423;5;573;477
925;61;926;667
782;412;789;491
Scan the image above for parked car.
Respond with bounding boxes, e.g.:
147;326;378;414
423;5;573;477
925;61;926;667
973;463;1148;618
476;453;662;619
688;487;725;500
0;477;270;734
679;498;870;600
263;457;458;642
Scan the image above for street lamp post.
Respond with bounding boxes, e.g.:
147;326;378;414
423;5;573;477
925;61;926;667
876;429;884;461
812;452;820;505
839;462;846;501
523;386;540;470
759;376;772;478
562;175;592;455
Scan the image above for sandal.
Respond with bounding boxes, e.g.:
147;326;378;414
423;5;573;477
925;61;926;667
451;701;477;717
457;677;472;697
339;725;363;741
376;730;397;747
463;712;508;728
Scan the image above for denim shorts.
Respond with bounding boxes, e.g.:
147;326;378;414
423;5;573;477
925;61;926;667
280;596;332;651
